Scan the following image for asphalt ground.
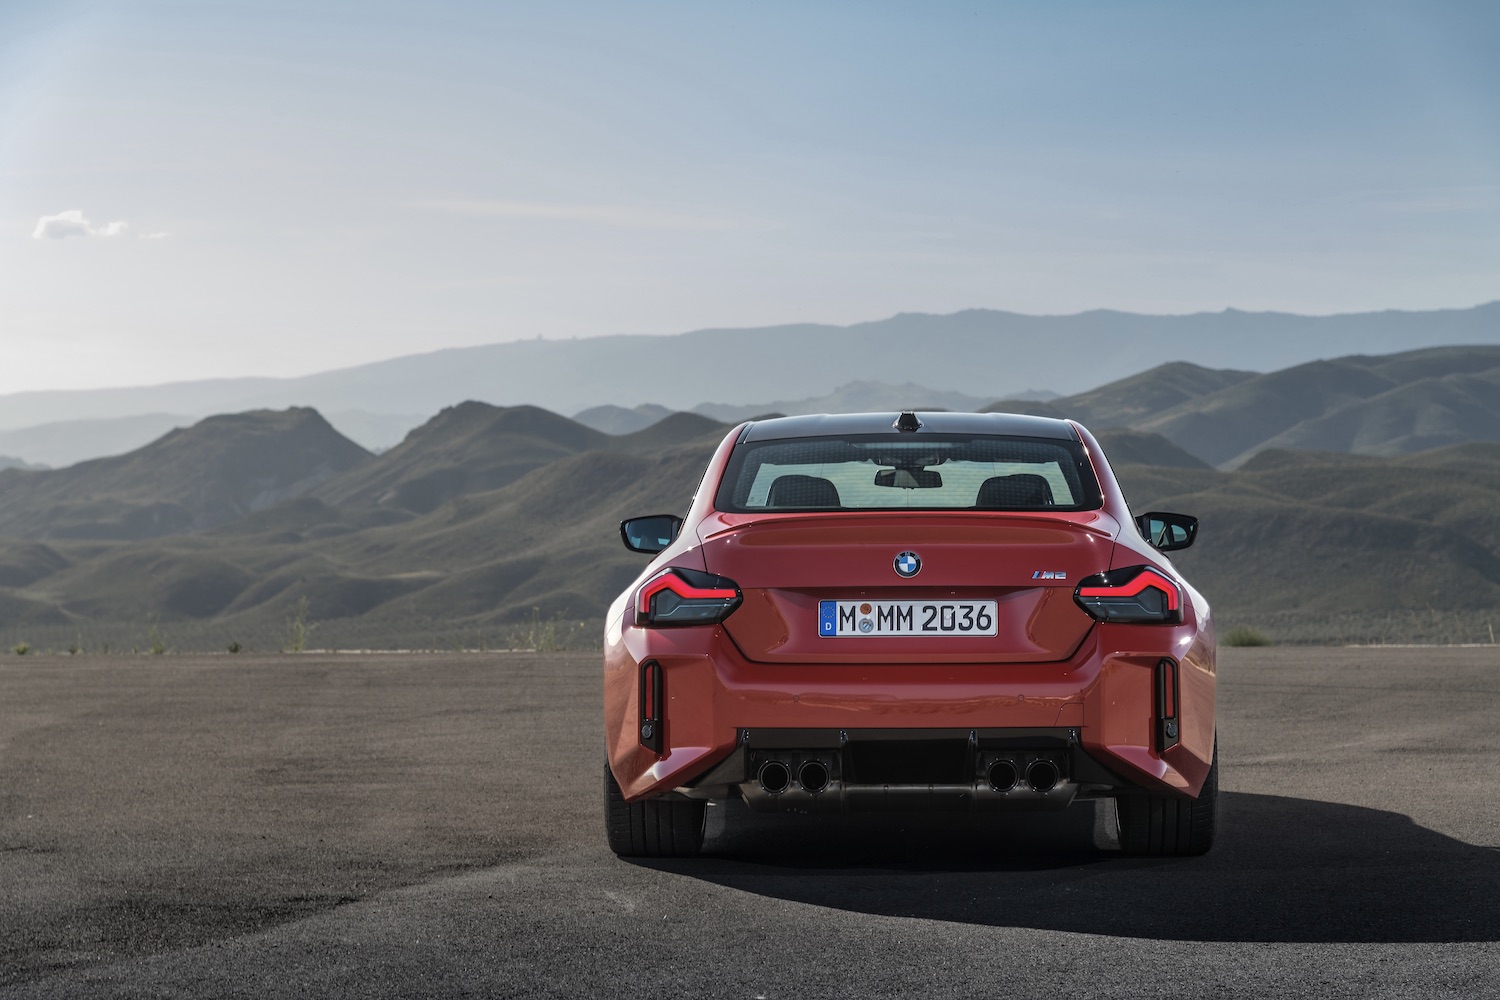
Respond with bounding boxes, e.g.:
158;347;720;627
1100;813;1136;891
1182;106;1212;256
1;647;1497;998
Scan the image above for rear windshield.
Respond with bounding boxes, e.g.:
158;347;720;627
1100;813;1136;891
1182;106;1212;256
715;434;1102;512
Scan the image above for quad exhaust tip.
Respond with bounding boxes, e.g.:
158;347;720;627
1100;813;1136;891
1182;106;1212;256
1026;759;1060;793
760;754;1059;796
757;760;792;795
986;759;1019;792
798;760;830;794
758;759;832;795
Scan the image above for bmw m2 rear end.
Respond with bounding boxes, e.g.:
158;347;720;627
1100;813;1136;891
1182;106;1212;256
603;411;1217;857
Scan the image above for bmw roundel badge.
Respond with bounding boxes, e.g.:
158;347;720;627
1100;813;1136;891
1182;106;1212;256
894;551;922;578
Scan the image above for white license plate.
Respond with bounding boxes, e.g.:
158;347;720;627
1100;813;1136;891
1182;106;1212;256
818;600;998;637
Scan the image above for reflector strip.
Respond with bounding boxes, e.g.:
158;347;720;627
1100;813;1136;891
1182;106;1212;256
1155;658;1180;753
1157;658;1178;718
638;658;663;754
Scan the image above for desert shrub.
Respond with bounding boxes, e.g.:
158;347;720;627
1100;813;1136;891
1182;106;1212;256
283;595;314;652
147;615;167;655
515;606;587;652
12;642;30;655
1223;626;1272;647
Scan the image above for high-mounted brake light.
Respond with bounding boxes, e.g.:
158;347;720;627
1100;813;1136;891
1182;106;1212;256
1074;566;1183;624
635;567;742;626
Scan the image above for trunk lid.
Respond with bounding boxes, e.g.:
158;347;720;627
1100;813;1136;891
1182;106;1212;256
698;511;1118;664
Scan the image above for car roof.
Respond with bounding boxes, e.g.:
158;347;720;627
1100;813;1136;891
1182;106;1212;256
739;411;1080;442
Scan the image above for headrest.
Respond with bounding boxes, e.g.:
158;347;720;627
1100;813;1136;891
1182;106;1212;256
976;473;1054;508
767;474;841;508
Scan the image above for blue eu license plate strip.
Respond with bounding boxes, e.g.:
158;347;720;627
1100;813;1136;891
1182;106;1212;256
818;599;998;637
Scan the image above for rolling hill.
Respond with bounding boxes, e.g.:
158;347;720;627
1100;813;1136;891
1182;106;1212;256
2;418;1497;650
313;404;727;515
0;409;371;541
314;403;610;514
4;340;1500;650
987;362;1258;428
1114;444;1500;642
980;345;1500;468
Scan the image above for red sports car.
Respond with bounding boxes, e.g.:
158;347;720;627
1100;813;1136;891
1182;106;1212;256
603;412;1216;857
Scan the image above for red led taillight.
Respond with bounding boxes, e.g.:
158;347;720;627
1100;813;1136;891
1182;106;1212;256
1074;566;1183;624
635;567;742;626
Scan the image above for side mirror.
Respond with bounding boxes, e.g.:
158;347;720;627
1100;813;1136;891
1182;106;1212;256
620;514;683;554
1136;511;1198;551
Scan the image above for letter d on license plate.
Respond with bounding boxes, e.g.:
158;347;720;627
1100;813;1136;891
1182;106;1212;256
818;600;998;637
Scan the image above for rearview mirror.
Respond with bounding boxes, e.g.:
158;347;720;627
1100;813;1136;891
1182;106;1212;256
620;514;683;554
1136;511;1198;551
875;468;943;489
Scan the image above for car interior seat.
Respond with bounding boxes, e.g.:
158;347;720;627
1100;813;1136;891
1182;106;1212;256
767;474;842;508
975;473;1054;508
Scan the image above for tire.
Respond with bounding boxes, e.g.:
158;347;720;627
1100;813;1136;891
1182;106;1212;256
603;760;706;858
1116;738;1218;857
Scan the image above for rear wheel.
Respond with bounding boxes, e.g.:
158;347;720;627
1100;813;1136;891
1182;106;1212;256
603;760;706;858
1116;739;1218;857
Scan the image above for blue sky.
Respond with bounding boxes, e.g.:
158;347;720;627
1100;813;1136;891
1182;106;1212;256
2;0;1497;394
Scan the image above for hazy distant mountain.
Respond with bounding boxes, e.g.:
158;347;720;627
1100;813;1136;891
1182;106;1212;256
573;403;675;434
691;380;998;423
0;413;192;468
323;410;431;452
0;409;370;540
609;411;728;452
0;455;45;471
2;303;1495;433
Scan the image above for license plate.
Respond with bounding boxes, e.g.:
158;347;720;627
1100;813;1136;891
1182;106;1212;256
818;600;998;637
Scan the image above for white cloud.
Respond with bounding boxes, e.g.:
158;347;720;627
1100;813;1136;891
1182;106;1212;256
31;210;129;240
138;232;169;240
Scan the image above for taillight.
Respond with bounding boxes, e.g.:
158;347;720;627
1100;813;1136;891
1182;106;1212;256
1074;565;1183;624
635;567;742;626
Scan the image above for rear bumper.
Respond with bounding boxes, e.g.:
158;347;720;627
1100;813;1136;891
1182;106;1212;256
603;614;1215;803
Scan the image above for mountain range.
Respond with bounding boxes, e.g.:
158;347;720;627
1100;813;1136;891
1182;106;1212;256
988;345;1500;467
1;303;1495;459
2;346;1499;651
